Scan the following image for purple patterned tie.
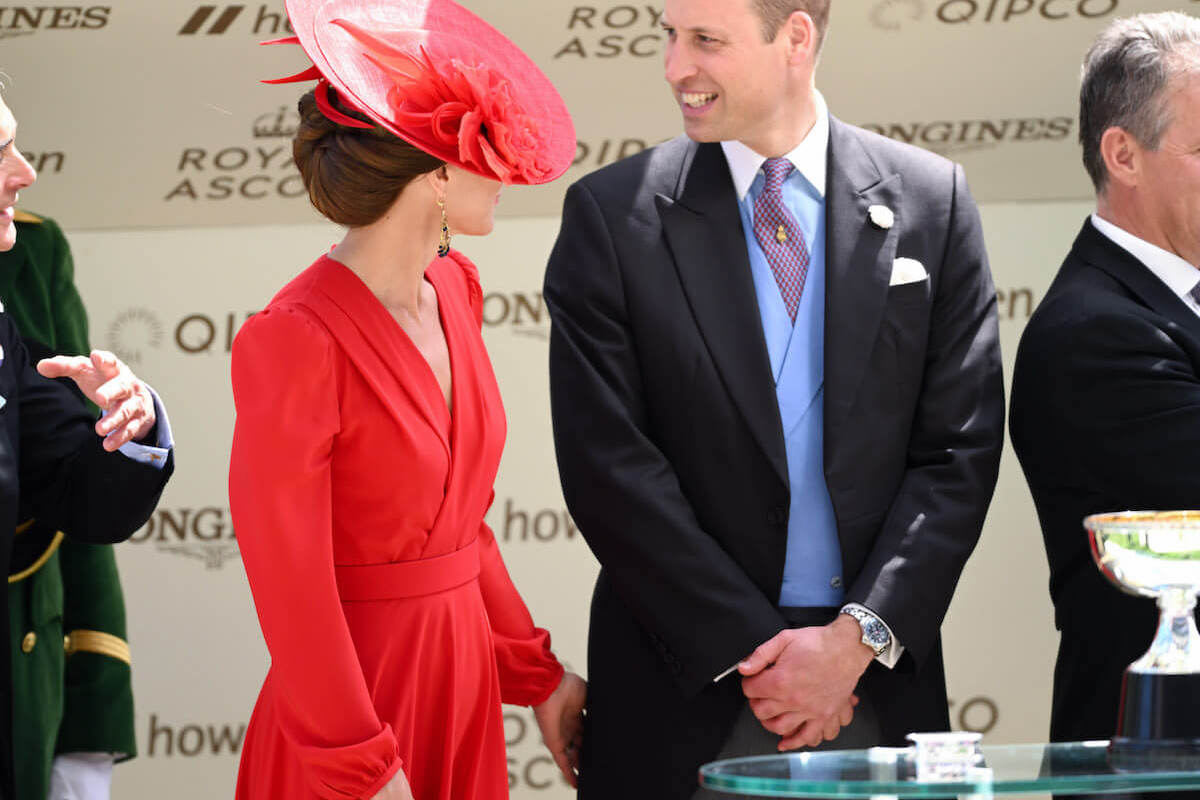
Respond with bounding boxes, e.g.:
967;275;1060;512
753;157;810;322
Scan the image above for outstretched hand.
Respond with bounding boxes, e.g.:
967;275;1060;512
533;671;587;787
37;350;156;451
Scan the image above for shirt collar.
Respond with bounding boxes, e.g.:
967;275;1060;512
720;90;830;202
1090;213;1200;300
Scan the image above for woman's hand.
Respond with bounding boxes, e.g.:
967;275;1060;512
532;671;587;788
371;768;415;800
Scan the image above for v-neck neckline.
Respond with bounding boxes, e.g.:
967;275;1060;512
322;254;458;437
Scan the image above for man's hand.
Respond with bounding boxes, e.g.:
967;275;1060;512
533;671;587;787
738;615;875;750
37;350;156;451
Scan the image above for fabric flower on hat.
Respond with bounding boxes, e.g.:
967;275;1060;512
335;20;552;184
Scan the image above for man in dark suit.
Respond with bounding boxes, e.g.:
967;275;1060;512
1010;11;1200;745
0;93;174;799
544;0;1004;797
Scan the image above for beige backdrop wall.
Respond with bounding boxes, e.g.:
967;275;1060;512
4;0;1196;797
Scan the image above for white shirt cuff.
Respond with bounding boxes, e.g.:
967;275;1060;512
841;602;904;669
113;386;173;468
49;752;115;800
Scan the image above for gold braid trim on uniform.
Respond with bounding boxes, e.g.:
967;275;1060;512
12;210;43;224
64;629;131;665
14;519;34;535
8;531;64;583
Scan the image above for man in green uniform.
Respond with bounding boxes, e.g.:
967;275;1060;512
5;210;135;799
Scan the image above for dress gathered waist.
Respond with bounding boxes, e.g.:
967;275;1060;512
335;540;480;601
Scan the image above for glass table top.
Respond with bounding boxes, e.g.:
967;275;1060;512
699;741;1200;796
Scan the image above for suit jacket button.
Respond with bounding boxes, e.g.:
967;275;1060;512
20;632;35;653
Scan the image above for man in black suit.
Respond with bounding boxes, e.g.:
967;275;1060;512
544;0;1004;797
1010;11;1200;745
0;92;175;798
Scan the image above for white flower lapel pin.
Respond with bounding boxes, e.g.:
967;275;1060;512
868;205;895;230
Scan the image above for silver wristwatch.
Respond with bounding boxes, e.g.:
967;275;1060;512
840;606;891;657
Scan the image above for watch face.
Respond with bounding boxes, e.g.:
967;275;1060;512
863;619;889;649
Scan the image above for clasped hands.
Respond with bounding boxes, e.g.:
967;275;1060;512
37;351;156;451
738;614;875;751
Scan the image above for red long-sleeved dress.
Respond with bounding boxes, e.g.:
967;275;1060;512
229;252;563;800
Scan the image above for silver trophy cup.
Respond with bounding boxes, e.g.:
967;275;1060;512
1085;511;1200;758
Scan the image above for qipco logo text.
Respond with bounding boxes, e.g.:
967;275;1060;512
936;0;1118;23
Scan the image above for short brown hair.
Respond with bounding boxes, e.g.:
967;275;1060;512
752;0;829;49
292;87;444;227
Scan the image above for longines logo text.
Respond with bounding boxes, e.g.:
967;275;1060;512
490;500;579;544
177;3;291;36
870;0;1118;29
129;507;240;570
146;714;246;757
482;292;550;341
0;6;109;38
557;5;663;59
860;116;1072;156
164;145;304;203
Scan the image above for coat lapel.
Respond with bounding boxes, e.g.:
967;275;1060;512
824;118;902;435
1074;219;1200;342
657;141;788;487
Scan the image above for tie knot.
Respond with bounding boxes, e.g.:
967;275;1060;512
762;157;793;193
1191;278;1200;306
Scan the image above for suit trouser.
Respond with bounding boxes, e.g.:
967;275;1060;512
692;607;884;800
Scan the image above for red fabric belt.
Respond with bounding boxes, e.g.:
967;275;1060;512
335;540;480;601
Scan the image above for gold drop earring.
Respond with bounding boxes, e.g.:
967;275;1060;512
436;197;450;258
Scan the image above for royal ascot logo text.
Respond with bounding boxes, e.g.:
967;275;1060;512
176;3;291;36
860;116;1073;156
870;0;1119;29
556;5;663;59
253;106;300;140
129;507;240;570
505;708;574;790
0;6;109;38
164;143;305;204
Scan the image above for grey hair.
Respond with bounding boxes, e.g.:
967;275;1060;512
1080;12;1200;193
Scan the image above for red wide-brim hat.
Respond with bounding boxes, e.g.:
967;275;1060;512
265;0;575;185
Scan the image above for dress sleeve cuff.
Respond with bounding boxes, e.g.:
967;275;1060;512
495;627;565;707
293;723;402;799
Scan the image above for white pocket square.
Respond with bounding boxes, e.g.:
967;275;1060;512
889;257;928;286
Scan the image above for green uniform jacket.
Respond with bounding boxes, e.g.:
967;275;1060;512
5;212;135;800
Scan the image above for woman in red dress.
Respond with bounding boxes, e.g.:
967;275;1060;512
228;2;584;798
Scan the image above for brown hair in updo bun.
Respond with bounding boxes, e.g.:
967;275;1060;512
293;87;445;227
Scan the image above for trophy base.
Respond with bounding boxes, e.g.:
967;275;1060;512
1112;670;1200;762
